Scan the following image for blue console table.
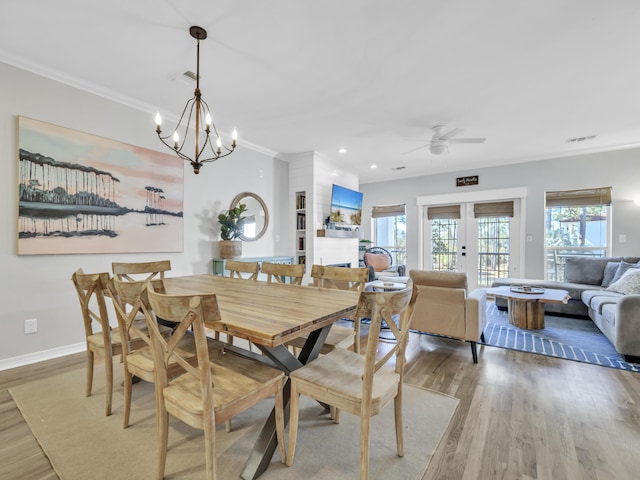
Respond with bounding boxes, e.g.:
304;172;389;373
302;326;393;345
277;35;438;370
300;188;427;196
212;256;295;280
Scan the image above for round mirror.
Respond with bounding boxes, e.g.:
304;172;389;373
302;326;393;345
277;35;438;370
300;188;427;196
230;192;269;241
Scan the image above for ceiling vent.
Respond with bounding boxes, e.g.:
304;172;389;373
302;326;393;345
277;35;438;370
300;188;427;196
182;70;198;81
566;135;596;143
392;166;406;170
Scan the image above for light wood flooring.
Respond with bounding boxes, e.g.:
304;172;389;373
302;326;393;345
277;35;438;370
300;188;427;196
1;331;639;479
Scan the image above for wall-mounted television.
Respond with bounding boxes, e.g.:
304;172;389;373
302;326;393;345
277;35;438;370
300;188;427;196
330;184;363;226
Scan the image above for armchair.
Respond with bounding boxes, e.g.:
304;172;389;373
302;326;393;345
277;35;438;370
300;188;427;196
408;269;487;363
363;247;406;281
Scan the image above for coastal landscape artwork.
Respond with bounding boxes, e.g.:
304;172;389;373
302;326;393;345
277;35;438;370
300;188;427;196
18;116;184;255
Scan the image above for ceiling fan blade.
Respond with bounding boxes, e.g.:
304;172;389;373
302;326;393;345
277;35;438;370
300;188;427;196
448;138;486;144
402;144;430;155
439;127;464;140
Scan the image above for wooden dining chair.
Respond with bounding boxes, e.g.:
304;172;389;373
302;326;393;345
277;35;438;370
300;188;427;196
286;280;418;480
71;268;146;416
144;283;286;480
108;277;224;428
112;260;176;330
225;259;260;280
288;265;369;355
112;260;171;282
261;261;305;285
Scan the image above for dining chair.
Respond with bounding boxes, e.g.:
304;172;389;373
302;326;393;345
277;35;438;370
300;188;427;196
112;260;176;330
112;260;172;282
261;261;305;285
144;282;286;480
286;280;418;480
108;277;224;428
225;259;260;280
288;265;369;355
71;268;146;416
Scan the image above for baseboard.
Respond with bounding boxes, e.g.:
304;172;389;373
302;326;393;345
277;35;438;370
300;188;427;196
0;342;85;371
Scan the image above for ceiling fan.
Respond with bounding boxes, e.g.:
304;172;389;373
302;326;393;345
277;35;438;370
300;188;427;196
405;125;486;156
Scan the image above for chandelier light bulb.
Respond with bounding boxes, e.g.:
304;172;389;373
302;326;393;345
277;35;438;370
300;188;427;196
172;131;179;149
155;112;162;127
205;112;212;127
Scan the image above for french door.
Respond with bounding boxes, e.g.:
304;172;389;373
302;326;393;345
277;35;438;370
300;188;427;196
422;199;522;290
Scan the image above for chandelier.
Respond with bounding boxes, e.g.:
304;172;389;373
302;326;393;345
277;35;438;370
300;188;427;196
155;26;237;174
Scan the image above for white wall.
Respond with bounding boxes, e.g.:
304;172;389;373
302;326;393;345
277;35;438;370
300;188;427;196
0;62;289;366
360;149;640;279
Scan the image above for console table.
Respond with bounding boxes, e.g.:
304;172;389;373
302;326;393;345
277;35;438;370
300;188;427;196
212;256;295;281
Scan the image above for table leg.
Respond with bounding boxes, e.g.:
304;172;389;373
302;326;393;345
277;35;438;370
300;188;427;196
507;299;545;329
240;325;332;480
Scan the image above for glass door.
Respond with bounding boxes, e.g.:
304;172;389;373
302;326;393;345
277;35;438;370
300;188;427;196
424;200;520;290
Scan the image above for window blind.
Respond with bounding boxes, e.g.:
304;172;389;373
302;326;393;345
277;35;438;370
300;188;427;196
473;201;514;218
427;205;461;219
545;187;612;207
371;203;406;218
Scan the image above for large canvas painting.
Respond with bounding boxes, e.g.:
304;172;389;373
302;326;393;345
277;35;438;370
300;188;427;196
18;116;184;255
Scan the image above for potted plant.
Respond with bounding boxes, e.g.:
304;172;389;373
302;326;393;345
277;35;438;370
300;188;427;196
217;203;247;258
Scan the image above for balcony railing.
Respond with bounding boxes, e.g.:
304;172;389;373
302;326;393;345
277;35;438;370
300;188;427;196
546;246;607;282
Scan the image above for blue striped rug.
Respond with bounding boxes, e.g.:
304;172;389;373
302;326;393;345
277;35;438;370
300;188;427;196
482;304;640;372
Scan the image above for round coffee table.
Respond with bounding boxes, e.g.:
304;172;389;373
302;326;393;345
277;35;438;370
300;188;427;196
486;286;570;329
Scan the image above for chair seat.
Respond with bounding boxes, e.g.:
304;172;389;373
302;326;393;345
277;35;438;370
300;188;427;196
286;324;356;354
126;334;225;380
290;348;400;416
163;352;285;427
87;318;153;351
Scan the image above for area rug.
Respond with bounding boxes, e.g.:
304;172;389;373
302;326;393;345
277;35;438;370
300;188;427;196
9;363;458;480
482;303;640;372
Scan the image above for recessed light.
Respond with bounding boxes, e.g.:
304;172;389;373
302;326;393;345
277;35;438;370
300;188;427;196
370;164;378;169
338;148;347;153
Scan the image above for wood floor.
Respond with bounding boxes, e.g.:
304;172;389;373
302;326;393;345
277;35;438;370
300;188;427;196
2;332;639;479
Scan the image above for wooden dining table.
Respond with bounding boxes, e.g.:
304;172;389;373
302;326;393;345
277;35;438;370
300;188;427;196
162;274;360;480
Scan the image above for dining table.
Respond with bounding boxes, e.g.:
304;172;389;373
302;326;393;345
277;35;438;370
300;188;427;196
162;274;360;480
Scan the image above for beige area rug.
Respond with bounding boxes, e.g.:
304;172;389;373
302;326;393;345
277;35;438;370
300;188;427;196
9;363;458;480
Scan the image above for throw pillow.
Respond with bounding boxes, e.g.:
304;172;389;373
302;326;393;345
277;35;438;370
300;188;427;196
609;261;640;285
601;261;621;287
365;253;390;272
606;269;640;295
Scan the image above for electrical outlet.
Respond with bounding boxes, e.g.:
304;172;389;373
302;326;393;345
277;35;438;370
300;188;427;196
25;318;37;334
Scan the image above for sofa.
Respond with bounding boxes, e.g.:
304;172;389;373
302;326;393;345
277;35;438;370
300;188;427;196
491;256;640;358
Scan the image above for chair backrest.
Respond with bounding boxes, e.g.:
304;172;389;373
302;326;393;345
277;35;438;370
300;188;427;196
225;260;260;280
310;265;369;291
145;283;221;418
363;246;393;271
358;279;417;385
261;262;305;285
108;277;162;352
71;269;112;342
112;260;171;282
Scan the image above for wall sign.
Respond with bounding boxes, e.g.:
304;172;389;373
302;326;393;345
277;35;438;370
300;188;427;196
456;175;479;187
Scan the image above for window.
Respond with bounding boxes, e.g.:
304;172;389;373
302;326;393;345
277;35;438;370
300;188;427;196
545;187;611;281
428;205;460;271
474;201;513;286
372;204;406;266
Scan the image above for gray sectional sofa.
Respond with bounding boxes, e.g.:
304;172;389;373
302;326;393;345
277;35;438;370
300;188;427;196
491;256;640;359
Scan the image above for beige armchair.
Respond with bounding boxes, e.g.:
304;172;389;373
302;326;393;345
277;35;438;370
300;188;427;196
409;269;487;363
